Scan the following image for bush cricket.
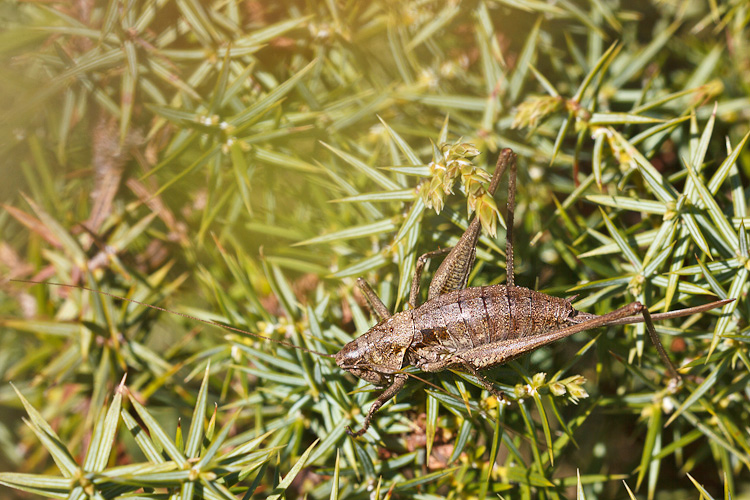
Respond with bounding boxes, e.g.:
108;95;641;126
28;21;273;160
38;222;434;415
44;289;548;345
11;148;732;440
334;148;731;437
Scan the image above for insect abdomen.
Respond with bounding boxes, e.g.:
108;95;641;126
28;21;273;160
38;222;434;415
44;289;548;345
483;285;573;341
411;285;573;356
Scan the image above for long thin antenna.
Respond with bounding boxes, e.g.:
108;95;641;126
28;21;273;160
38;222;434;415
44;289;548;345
10;279;335;358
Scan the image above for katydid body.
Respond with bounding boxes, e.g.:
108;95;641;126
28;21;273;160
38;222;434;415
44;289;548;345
338;148;731;437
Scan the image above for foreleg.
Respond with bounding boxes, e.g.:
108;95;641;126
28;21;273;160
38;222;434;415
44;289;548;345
346;373;408;438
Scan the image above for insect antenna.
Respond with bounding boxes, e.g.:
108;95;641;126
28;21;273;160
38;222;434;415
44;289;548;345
10;279;335;358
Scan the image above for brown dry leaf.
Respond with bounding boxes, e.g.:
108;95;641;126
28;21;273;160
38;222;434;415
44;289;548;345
86;116;142;232
126;178;188;246
3;204;62;248
0;242;34;280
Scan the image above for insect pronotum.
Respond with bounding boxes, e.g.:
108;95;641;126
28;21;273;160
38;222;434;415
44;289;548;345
13;147;732;439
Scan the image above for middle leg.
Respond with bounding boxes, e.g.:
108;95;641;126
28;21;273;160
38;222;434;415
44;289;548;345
409;248;451;308
357;277;391;321
459;359;509;405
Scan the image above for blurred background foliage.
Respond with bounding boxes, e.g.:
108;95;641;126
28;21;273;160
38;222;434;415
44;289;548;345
0;0;749;498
